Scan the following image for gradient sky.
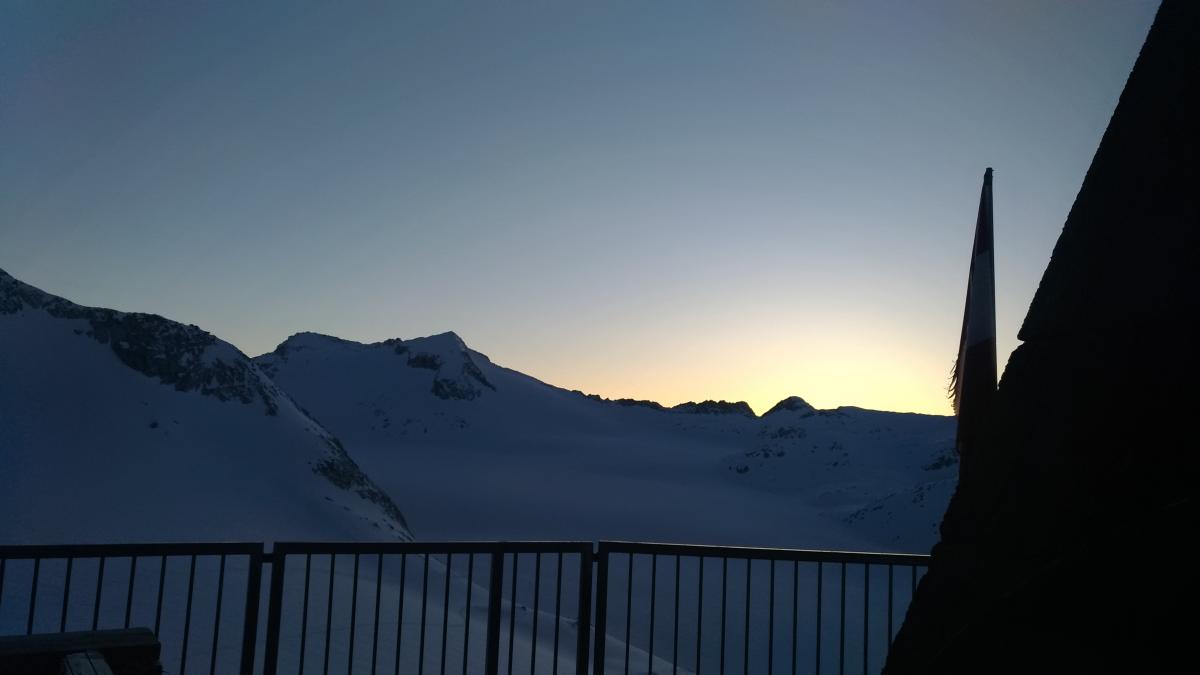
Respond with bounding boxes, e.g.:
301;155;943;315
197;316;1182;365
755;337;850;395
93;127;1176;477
0;1;1158;415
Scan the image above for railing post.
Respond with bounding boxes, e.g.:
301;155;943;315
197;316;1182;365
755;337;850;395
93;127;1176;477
484;546;506;675
262;547;287;675
591;543;611;675
575;544;594;675
239;545;265;675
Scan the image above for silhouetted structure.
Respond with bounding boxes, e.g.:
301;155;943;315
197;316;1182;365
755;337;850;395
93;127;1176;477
951;167;997;485
885;1;1198;672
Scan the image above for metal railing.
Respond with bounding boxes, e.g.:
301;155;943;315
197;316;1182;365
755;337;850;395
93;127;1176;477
591;542;928;675
0;543;264;675
0;541;927;675
261;542;593;675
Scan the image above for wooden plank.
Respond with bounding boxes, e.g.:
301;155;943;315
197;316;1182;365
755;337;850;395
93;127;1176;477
0;629;159;675
0;628;157;656
62;650;115;675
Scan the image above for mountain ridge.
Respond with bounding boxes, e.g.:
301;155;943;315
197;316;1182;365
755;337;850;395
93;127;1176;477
258;329;940;421
0;268;412;543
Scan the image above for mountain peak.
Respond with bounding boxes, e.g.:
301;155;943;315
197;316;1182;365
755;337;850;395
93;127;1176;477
763;396;816;417
402;330;468;353
259;329;495;401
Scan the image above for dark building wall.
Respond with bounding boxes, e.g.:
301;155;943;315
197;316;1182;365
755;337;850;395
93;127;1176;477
885;1;1198;672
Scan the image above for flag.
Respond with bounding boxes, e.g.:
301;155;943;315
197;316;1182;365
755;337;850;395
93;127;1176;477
951;168;997;460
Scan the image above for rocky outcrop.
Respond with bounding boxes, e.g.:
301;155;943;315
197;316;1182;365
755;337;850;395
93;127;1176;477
671;399;756;417
2;268;281;415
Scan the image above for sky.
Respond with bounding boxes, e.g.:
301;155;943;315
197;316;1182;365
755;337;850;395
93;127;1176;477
0;1;1158;415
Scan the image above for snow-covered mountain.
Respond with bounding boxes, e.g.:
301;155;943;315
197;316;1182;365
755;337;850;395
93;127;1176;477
0;269;411;543
0;266;956;551
256;332;957;552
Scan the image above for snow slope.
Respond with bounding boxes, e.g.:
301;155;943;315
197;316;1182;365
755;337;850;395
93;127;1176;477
256;333;956;552
0;269;411;543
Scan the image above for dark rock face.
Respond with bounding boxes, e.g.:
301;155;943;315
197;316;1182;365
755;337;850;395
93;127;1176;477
611;397;667;411
429;357;495;400
671;399;756;417
406;352;442;370
1;269;279;414
885;2;1199;672
576;389;672;410
312;436;411;535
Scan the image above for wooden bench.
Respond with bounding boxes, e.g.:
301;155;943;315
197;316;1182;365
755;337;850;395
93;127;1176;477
0;628;161;675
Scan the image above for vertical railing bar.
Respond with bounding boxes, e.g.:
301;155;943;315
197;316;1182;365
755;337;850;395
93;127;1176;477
372;553;384;675
124;556;138;629
209;554;227;675
395;554;409;675
463;554;475;675
648;554;658;675
299;554;312;675
838;562;845;675
742;559;750;675
624;554;633;675
154;555;166;636
507;553;519;675
862;564;869;675
671;555;680;675
92;556;106;631
695;557;704;675
791;561;798;675
60;557;74;633
575;548;593;675
349;554;361;675
551;553;562;675
323;554;336;675
886;565;893;654
483;550;504;675
239;548;264;675
420;554;430;675
530;553;541;675
591;546;610;675
442;553;453;675
719;557;727;675
463;554;472;675
815;562;822;675
26;557;40;635
768;560;775;675
179;554;197;675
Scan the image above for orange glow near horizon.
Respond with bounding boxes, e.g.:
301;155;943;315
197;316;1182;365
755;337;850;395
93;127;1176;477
486;309;1000;417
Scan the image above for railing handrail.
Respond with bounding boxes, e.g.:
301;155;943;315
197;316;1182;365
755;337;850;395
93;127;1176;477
598;540;930;565
269;540;594;556
0;542;263;559
1;540;930;562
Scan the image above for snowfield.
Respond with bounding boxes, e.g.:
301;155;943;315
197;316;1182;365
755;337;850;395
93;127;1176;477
255;332;956;553
2;267;955;553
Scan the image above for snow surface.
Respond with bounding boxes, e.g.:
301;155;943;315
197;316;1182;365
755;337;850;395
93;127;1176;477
256;331;957;553
0;269;410;543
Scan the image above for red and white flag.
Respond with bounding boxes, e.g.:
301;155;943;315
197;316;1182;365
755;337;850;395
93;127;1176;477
951;168;997;459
